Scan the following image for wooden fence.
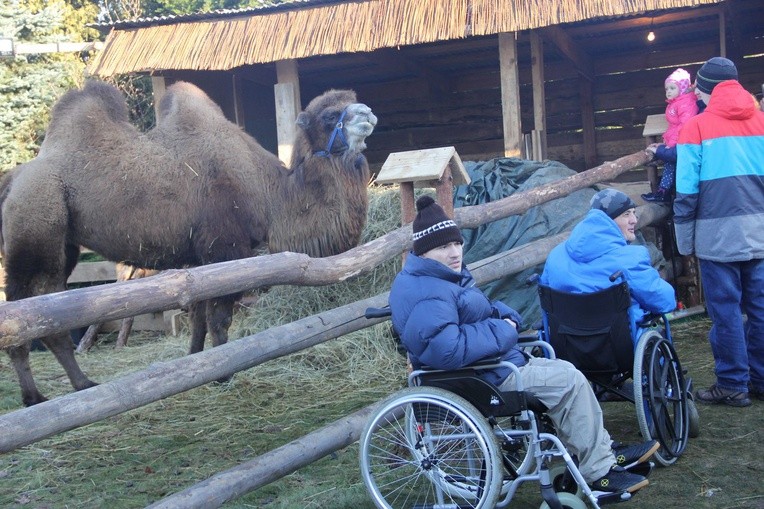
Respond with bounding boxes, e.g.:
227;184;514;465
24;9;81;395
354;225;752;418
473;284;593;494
0;150;653;506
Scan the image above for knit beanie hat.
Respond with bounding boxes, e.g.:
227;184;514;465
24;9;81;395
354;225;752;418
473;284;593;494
590;188;637;219
412;195;463;256
695;57;738;94
665;68;692;95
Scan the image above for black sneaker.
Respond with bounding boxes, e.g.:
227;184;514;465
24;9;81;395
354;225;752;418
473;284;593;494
613;440;660;469
696;384;751;407
589;466;649;494
747;383;764;401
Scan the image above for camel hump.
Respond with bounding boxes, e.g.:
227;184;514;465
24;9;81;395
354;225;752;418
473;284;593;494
51;80;129;126
157;81;225;124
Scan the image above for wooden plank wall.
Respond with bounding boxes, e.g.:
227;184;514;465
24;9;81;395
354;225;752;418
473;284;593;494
328;54;764;172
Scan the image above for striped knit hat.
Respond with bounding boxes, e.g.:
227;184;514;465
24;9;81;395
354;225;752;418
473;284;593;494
412;195;463;256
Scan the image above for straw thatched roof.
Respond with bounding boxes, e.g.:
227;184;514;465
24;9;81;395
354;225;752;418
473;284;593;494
87;0;722;77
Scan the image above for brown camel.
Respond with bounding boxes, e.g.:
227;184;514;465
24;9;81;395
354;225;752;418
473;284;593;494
0;80;377;406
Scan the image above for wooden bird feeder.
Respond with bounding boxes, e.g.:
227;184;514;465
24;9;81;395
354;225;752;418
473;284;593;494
375;146;471;225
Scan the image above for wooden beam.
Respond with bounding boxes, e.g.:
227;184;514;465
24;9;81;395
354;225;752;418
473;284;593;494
530;31;547;159
498;33;522;158
540;26;594;81
146;405;379;509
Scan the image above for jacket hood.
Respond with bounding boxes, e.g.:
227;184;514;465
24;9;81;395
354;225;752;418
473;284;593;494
706;80;758;120
667;91;697;107
565;209;627;263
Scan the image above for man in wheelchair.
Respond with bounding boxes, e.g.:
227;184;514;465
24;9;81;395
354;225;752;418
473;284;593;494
540;188;676;343
388;195;659;497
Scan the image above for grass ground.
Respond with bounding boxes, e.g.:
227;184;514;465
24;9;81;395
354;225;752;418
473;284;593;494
1;313;762;509
0;189;762;508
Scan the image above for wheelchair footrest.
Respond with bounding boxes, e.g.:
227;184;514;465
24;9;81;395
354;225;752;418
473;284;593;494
595;491;633;505
626;461;654;478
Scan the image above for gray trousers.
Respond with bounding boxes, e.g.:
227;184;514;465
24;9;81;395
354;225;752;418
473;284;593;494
499;356;615;482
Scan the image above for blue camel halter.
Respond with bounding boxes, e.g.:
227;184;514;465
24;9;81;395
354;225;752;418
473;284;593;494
314;108;349;158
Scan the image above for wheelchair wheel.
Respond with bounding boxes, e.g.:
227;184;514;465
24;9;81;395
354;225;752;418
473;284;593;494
688;398;701;438
539;491;588;509
360;386;503;509
493;415;535;482
633;330;689;466
547;462;583;497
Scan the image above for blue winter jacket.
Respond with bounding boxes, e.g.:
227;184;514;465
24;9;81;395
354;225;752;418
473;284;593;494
674;80;764;261
540;209;676;339
390;252;526;386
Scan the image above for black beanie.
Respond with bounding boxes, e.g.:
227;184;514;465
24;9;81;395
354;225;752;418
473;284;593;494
695;57;738;94
412;195;463;256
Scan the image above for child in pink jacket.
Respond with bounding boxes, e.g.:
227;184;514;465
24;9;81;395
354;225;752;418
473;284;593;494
642;68;699;202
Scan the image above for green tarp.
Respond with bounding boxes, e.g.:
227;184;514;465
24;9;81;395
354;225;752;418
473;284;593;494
454;158;596;326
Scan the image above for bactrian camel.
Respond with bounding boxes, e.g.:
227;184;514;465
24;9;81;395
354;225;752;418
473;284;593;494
0;80;377;406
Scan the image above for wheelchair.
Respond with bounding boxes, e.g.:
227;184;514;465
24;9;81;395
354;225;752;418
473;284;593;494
536;276;699;467
359;308;638;509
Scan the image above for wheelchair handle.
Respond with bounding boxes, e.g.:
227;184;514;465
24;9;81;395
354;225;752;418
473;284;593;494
609;270;624;282
364;306;392;319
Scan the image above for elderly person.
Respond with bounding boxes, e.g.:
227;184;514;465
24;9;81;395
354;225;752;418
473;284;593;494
541;188;676;343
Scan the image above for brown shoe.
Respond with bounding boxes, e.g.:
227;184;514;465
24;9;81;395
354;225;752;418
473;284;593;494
696;384;751;407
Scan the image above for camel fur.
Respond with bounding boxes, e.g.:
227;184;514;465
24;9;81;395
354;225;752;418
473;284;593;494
0;80;377;406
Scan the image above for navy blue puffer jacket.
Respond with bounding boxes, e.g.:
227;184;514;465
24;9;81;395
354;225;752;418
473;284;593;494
389;252;526;386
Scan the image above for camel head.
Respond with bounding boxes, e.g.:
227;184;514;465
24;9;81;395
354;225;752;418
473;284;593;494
296;89;377;157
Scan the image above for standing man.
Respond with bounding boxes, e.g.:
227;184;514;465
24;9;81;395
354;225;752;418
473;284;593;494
674;56;764;406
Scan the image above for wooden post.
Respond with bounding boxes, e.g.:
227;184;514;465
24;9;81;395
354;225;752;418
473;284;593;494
642;114;669;192
151;76;166;120
498;33;522;158
530;31;547;160
232;74;245;128
275;60;301;165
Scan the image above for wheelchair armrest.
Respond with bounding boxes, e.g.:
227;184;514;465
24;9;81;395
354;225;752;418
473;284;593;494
517;329;540;342
418;357;502;372
364;306;391;319
638;312;665;328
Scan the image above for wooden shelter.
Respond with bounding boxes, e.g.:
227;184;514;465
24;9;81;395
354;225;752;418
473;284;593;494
88;0;764;171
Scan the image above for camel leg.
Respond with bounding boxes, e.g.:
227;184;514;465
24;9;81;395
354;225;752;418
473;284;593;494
43;333;98;392
6;344;48;407
76;323;103;353
206;296;236;383
115;317;135;349
206;296;236;348
188;301;208;354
